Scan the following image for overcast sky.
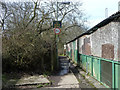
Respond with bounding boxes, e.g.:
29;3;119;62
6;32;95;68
1;0;120;29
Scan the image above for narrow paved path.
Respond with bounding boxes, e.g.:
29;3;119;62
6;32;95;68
47;72;79;88
43;56;95;89
45;56;79;88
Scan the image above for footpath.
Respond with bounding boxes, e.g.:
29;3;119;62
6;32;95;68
42;56;104;89
43;56;79;89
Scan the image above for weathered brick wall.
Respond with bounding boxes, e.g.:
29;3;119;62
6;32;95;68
79;22;120;61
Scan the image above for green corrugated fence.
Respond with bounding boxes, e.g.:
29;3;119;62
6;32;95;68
79;54;120;89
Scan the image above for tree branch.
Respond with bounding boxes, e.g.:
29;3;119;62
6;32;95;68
61;9;75;21
64;24;81;31
25;1;37;28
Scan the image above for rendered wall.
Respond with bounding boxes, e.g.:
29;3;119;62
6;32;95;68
118;22;120;60
79;22;119;61
66;21;120;89
92;22;119;61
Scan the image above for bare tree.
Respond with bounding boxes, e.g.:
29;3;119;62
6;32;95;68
0;1;8;30
2;0;87;72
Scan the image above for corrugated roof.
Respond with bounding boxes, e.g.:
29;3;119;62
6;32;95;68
66;11;120;44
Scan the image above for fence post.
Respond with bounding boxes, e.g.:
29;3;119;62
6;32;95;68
91;57;93;76
79;54;81;67
112;61;115;88
86;56;88;74
99;59;101;82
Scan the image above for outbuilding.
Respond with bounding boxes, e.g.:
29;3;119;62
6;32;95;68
66;11;120;89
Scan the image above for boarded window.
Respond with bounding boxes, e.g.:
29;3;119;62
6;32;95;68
102;44;114;60
118;49;120;59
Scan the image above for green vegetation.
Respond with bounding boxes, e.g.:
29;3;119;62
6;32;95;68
80;72;97;89
2;73;20;88
37;84;44;88
43;71;51;77
37;83;50;88
78;79;81;83
59;54;65;56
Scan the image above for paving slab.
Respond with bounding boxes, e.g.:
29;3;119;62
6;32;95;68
15;75;50;86
58;73;79;87
45;72;79;88
5;75;50;88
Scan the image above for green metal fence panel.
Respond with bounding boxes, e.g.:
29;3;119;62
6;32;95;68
68;51;69;58
76;50;78;63
66;51;68;57
71;42;74;61
68;52;120;89
74;41;76;62
92;57;100;81
74;50;77;63
72;41;78;63
101;60;112;87
73;41;75;62
72;42;74;60
79;54;82;66
70;43;72;59
86;56;92;74
112;62;115;89
81;55;86;70
115;63;120;90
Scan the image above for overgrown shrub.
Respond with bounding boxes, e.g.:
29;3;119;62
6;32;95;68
2;28;52;73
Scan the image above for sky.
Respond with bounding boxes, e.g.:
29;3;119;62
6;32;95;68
1;0;120;29
81;0;120;28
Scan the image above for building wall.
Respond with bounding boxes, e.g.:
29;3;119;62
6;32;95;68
66;20;120;89
118;22;120;61
79;36;85;54
79;35;91;55
79;22;120;61
91;22;119;61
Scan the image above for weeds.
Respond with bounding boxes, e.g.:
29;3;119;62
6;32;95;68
37;83;50;88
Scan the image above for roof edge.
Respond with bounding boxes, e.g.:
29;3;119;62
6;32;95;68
66;11;120;44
